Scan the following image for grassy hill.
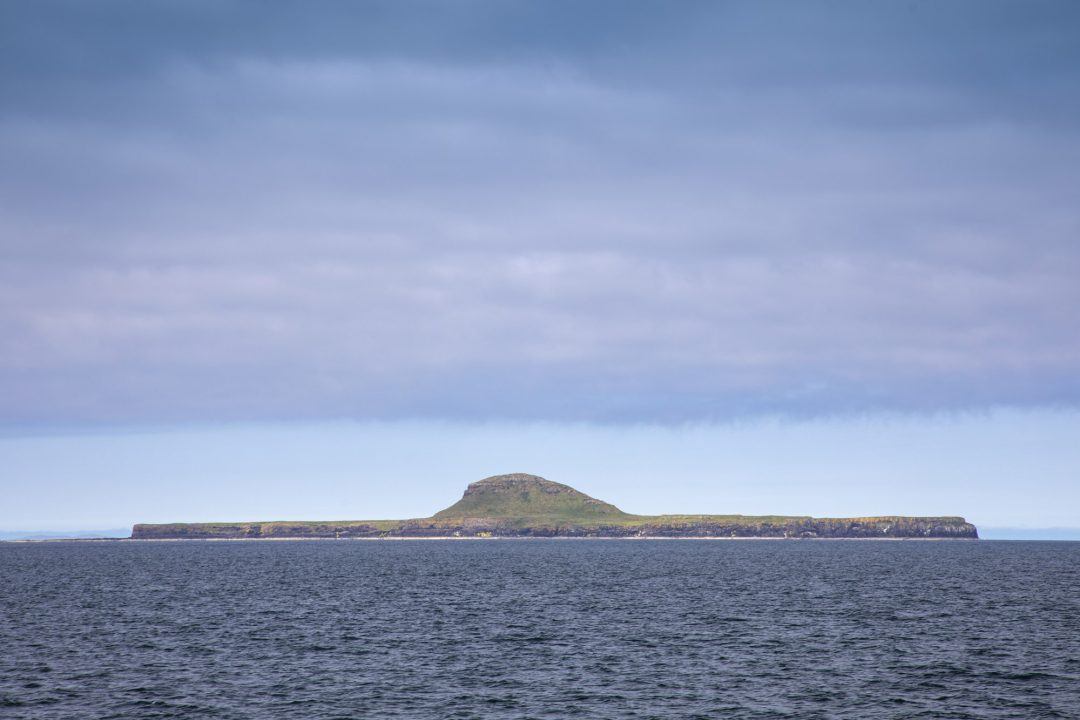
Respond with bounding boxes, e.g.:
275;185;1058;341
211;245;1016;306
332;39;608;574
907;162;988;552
433;473;629;522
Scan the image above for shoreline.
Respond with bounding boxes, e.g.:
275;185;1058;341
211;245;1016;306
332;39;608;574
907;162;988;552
2;535;979;543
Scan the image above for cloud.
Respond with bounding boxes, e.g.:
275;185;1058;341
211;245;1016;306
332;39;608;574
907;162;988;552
2;1;1079;425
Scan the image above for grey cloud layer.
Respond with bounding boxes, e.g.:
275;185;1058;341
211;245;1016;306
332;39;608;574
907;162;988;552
2;1;1079;424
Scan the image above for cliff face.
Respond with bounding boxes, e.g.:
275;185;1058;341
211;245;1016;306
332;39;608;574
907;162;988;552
131;474;979;540
131;517;978;540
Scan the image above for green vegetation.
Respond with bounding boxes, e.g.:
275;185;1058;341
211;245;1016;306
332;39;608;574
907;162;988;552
433;473;628;522
131;473;978;539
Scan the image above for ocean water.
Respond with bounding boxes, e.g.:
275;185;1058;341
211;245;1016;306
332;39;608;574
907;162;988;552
1;540;1078;719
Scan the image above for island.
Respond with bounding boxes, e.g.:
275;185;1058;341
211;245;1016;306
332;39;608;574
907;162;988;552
131;473;978;540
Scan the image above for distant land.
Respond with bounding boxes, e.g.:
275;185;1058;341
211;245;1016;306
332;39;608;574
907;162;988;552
0;529;129;541
978;527;1080;541
131;474;978;540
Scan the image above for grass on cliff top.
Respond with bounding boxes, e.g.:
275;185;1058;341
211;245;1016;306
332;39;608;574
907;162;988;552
428;475;836;526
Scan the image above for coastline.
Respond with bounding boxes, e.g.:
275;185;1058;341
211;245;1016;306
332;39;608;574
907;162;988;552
3;535;980;543
122;475;979;541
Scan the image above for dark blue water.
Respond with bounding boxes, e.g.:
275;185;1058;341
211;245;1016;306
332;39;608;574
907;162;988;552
2;540;1078;719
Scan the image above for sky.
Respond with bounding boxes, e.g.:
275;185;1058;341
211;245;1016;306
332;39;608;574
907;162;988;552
2;1;1079;535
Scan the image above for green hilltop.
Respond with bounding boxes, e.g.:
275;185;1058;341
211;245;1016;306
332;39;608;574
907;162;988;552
433;473;628;522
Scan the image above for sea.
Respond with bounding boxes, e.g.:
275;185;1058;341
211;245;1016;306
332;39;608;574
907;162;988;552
1;539;1078;719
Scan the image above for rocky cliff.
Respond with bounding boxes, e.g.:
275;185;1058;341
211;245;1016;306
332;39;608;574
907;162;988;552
131;473;979;540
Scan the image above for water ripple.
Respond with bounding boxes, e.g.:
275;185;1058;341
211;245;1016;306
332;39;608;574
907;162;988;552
1;540;1078;719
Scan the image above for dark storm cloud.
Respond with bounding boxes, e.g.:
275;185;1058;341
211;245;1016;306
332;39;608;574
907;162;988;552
2;0;1079;424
